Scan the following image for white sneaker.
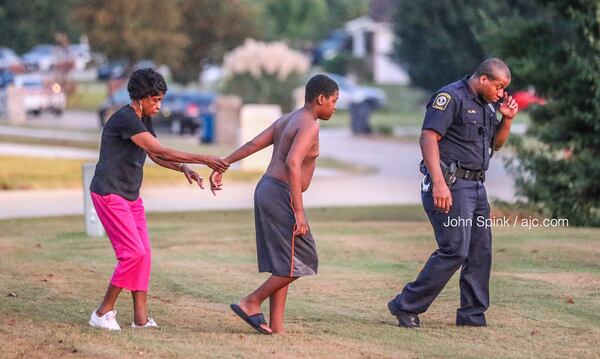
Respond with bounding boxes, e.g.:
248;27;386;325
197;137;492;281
89;308;121;331
131;317;160;329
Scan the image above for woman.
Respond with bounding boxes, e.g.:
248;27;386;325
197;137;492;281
88;68;229;330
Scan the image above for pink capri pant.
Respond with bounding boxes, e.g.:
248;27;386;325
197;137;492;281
91;192;151;291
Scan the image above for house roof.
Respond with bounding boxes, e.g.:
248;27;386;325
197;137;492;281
368;0;398;23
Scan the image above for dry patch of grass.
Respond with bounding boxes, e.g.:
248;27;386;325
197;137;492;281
1;206;599;358
496;272;600;287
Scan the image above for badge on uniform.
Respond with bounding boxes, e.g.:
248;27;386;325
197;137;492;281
432;92;451;111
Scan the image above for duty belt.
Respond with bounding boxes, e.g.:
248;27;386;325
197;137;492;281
456;167;485;182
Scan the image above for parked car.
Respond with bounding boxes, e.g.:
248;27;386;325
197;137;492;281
22;45;61;72
98;86;129;126
0;69;15;88
97;59;129;80
0;47;25;73
325;73;386;110
0;87;6;118
97;59;162;81
13;74;66;116
98;88;216;135
68;43;92;71
155;90;216;135
133;60;157;71
313;30;350;64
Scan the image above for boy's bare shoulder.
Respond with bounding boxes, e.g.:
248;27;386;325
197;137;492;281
294;110;318;129
278;110;317;133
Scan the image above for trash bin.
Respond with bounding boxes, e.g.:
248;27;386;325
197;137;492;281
200;112;215;143
349;100;372;134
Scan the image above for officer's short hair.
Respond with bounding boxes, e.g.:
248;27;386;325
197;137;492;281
127;68;167;100
474;58;511;81
305;74;338;103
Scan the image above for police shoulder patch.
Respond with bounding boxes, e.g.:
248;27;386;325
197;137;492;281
432;92;452;111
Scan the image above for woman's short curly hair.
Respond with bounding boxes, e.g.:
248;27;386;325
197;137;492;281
127;68;167;100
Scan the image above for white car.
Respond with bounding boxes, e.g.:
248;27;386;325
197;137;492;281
0;47;24;72
68;44;92;71
325;73;387;110
13;74;66;116
22;45;60;72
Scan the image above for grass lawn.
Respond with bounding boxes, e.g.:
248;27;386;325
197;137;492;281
0;154;373;190
67;82;107;111
1;206;598;358
322;85;428;130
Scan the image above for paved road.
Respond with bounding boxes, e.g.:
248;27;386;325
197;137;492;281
0;112;517;219
0;142;98;159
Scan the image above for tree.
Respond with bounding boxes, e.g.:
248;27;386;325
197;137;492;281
392;0;488;92
0;0;80;54
175;0;261;83
72;0;189;74
482;0;600;226
261;0;368;46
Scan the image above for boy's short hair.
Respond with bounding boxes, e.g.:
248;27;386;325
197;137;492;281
305;74;338;103
127;68;167;100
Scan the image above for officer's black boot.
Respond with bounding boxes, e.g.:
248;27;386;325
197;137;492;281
388;301;420;328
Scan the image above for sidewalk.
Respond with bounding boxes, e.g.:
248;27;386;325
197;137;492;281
0;142;98;159
0;113;517;219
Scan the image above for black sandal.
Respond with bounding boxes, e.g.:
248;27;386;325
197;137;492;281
230;303;271;335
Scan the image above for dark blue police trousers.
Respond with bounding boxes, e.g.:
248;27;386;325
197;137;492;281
390;178;492;326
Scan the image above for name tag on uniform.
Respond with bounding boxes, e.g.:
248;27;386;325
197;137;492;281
467;109;477;114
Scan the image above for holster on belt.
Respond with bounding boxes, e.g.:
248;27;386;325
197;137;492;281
440;160;457;186
419;160;457;191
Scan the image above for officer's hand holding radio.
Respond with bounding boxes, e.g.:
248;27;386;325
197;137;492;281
498;92;518;119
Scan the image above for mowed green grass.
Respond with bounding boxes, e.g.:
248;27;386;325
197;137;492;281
67;82;107;111
0;154;371;190
0;155;262;190
1;206;599;358
322;85;429;130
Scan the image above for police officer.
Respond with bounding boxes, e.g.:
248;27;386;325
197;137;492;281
388;58;519;328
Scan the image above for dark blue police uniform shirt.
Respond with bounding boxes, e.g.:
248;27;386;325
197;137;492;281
421;76;501;171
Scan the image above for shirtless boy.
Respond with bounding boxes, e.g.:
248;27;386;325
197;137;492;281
210;74;338;334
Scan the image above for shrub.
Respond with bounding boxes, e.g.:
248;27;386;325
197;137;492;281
222;39;310;111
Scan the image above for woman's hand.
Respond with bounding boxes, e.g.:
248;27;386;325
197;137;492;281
204;156;229;172
182;165;204;189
